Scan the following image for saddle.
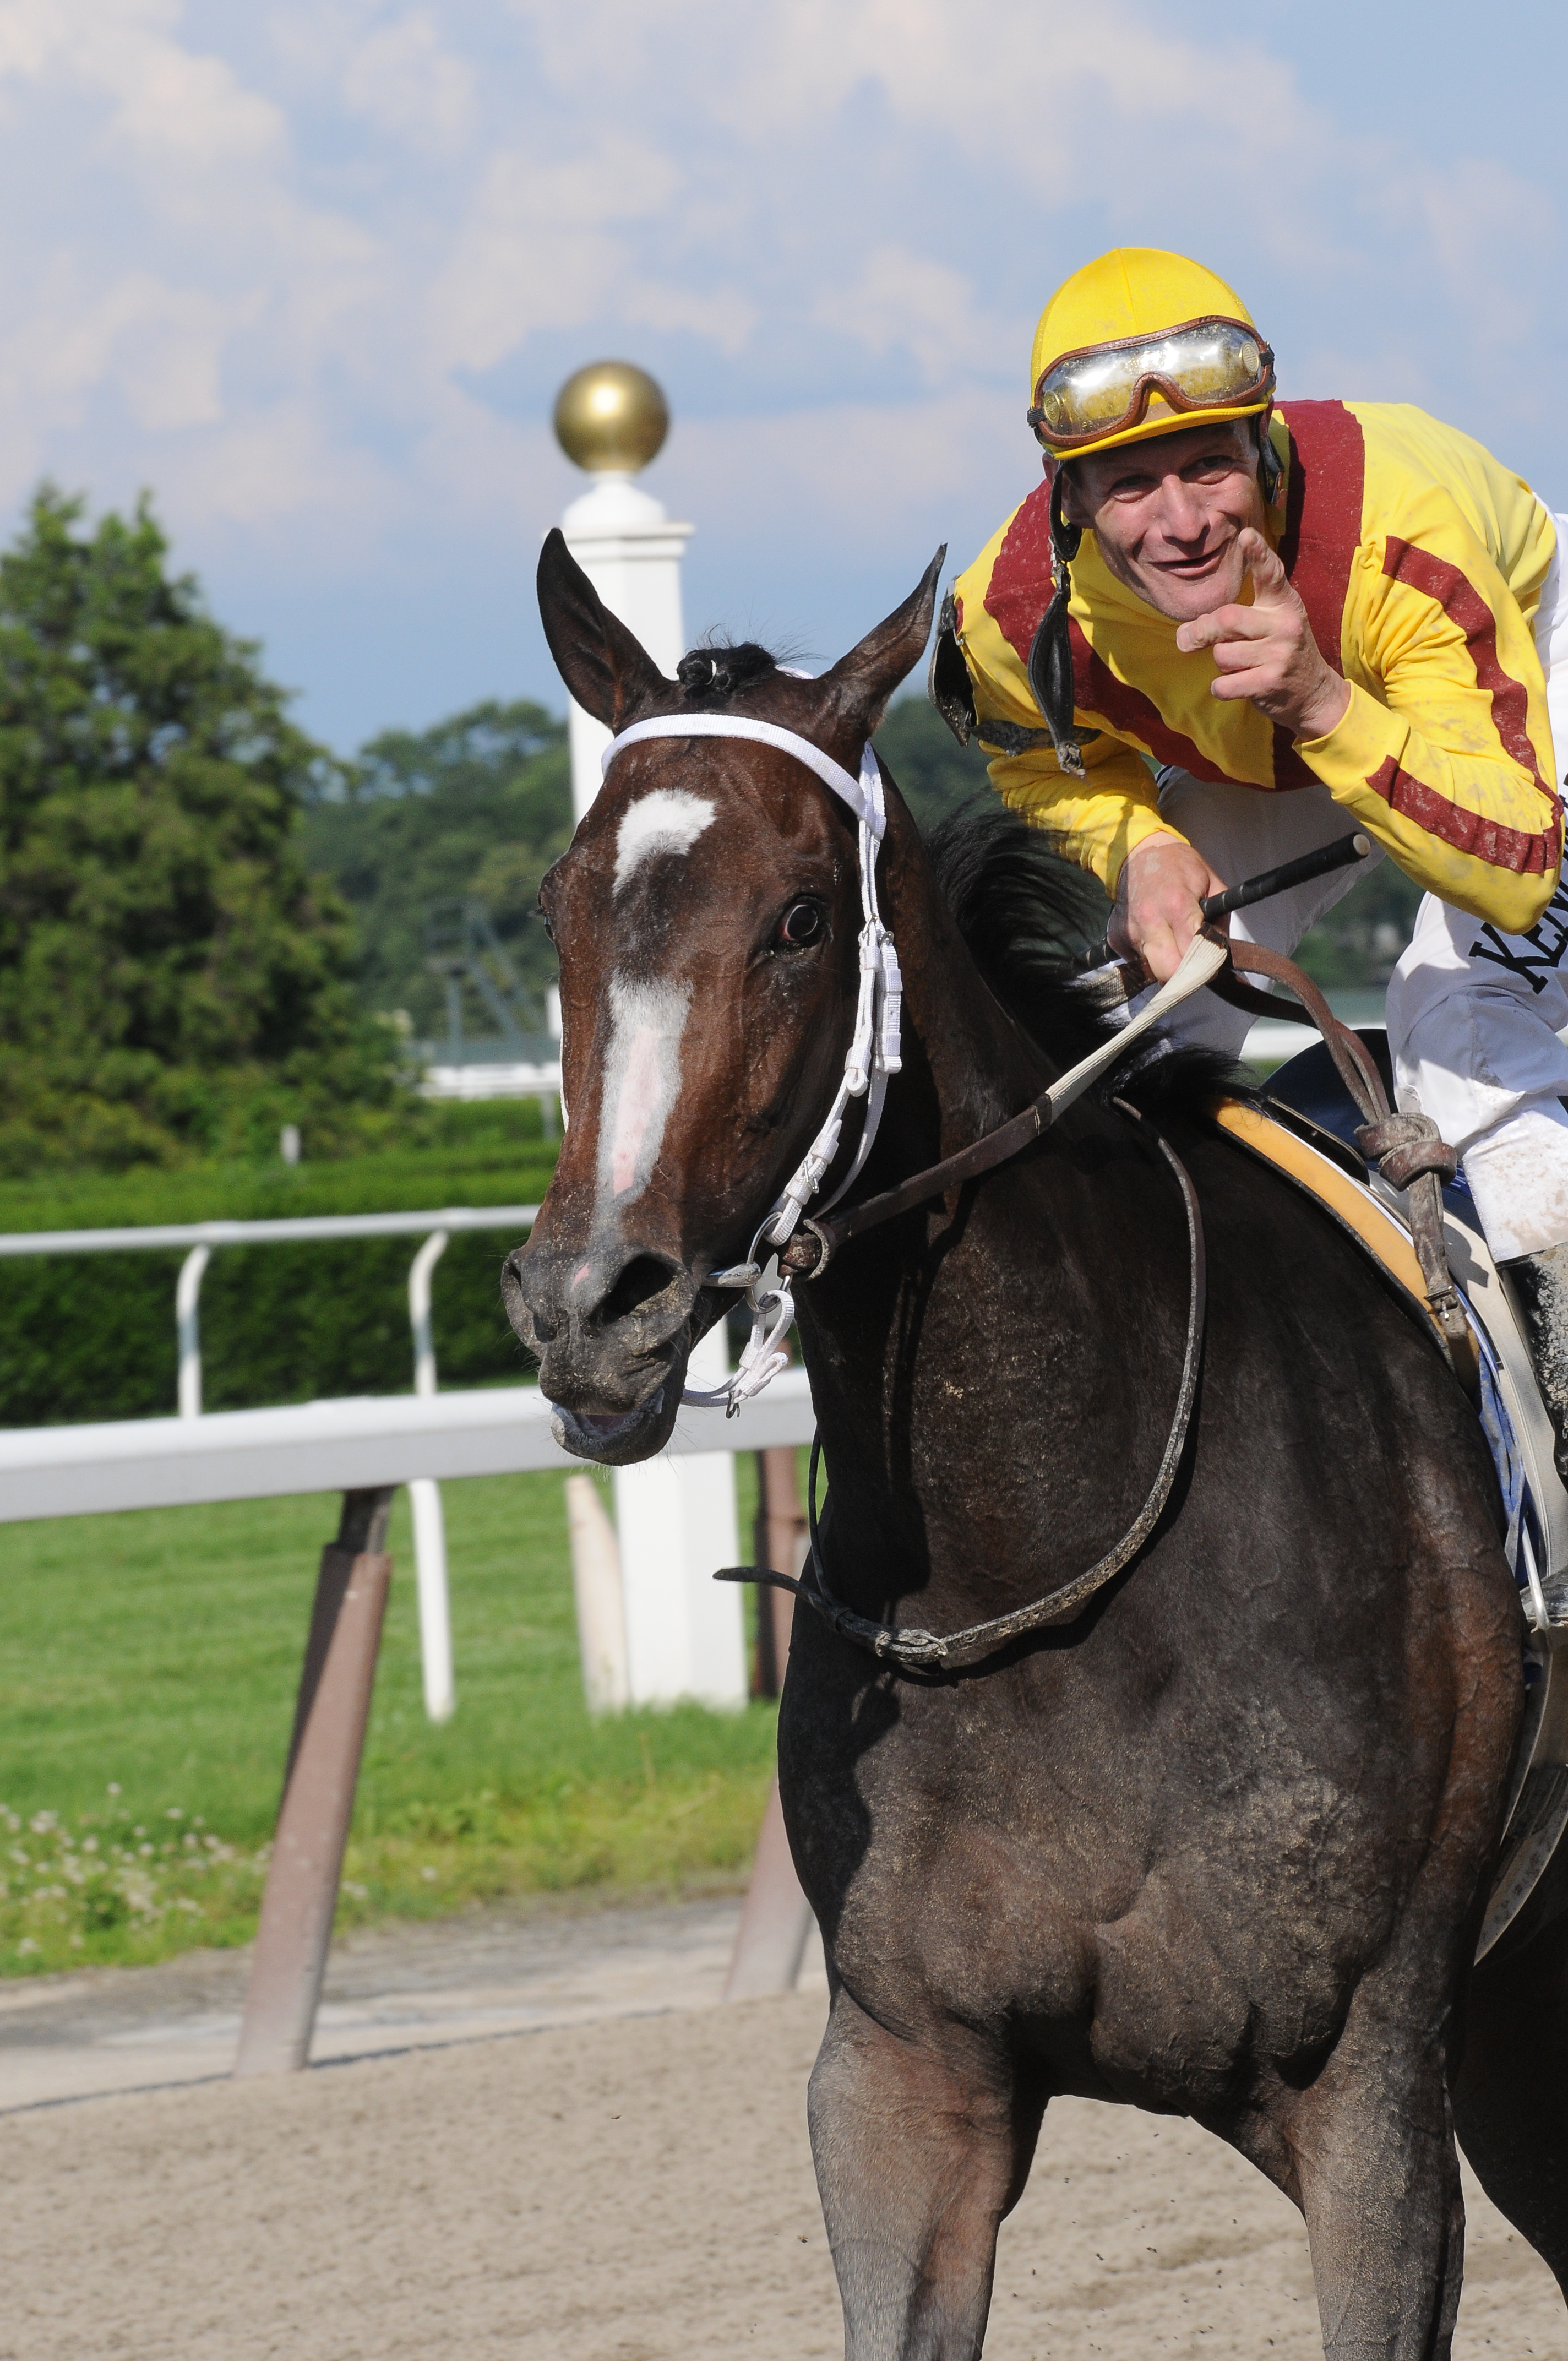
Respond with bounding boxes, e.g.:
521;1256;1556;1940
1222;1035;1568;1965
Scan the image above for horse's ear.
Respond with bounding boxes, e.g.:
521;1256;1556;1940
537;527;668;728
821;545;946;733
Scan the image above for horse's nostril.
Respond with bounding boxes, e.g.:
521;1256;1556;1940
501;1248;559;1343
597;1253;682;1329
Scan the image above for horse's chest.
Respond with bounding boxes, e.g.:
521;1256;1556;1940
814;1721;1364;2114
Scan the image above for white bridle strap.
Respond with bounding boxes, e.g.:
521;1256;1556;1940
600;710;900;1414
602;714;881;836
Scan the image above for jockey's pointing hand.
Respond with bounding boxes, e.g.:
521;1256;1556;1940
1174;529;1352;743
1110;832;1228;986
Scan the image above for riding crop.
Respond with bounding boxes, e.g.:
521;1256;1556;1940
1064;828;1373;976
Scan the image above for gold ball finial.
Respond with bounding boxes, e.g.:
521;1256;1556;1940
552;361;669;474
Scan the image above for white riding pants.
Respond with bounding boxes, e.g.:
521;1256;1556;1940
1158;513;1568;1264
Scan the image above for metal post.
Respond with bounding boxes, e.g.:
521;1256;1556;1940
407;1231;455;1723
727;1421;812;1993
234;1487;395;2076
753;1444;804;1699
176;1244;210;1419
722;1774;815;2001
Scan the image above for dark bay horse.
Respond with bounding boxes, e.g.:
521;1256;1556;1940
507;529;1568;2358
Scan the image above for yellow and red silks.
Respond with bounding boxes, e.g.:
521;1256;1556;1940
953;400;1562;933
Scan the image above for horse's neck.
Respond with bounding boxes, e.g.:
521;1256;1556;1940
869;802;1047;1173
797;799;1178;1608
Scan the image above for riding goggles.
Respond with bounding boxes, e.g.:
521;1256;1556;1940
1027;316;1275;455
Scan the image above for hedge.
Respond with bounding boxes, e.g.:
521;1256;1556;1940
0;1111;560;1428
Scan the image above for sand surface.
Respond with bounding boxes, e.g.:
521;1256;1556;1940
0;1895;793;2109
1;1983;1563;2359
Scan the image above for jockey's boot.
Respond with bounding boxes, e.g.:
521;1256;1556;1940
1501;1241;1568;1489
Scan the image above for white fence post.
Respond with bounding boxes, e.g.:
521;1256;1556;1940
176;1244;210;1419
614;1322;747;1710
407;1231;455;1723
564;1473;630;1712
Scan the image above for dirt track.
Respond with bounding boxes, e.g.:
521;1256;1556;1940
0;1989;1561;2359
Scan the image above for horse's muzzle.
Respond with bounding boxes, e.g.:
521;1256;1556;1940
502;1238;697;1463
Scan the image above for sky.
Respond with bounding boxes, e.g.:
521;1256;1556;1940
0;0;1561;752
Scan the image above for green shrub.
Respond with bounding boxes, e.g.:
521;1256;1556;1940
0;1105;559;1426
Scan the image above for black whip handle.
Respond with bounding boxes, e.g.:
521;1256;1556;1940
1198;830;1371;924
1064;829;1373;976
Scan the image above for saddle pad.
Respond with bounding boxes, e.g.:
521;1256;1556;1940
1213;1081;1568;1961
1210;1098;1452;1353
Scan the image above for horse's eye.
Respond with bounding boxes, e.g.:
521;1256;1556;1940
776;899;825;950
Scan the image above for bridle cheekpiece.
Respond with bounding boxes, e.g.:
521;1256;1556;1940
598;712;903;1413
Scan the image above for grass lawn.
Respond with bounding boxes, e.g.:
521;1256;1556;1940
0;1462;778;1977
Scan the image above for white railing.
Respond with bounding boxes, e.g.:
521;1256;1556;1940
0;1370;815;1514
0;1204;541;1721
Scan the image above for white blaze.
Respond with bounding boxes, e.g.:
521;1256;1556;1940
597;976;692;1211
614;790;715;893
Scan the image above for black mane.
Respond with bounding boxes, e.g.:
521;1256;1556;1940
924;796;1247;1116
675;640;780;706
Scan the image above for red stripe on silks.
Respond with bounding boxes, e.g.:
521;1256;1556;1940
1364;755;1562;875
1271;725;1319;790
1066;620;1232;782
1275;401;1365;677
1268;402;1367;792
1380;537;1551;794
982;476;1055;673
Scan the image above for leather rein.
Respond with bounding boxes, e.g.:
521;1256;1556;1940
722;931;1468;1680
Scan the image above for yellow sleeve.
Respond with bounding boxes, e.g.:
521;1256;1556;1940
1299;525;1561;933
956;574;1175;897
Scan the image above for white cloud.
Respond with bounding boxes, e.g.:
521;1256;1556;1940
0;0;1551;741
431;139;683;371
814;247;1016;390
342;10;475;151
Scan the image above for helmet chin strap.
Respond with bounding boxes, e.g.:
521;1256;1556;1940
597;712;903;1414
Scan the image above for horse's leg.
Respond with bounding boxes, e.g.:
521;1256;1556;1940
808;1983;1042;2360
1264;2020;1466;2361
1452;1917;1568;2299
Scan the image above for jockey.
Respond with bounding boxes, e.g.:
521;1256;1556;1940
946;248;1568;1473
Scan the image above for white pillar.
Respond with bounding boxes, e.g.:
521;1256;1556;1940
614;1321;747;1710
557;416;746;1710
561;472;692;823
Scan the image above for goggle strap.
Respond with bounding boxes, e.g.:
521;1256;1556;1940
1257;416;1284;506
1020;470;1086;779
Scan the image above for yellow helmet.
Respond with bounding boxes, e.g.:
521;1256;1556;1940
1027;248;1273;461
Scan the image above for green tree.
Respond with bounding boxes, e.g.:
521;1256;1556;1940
301;702;572;1041
301;694;997;1056
0;487;398;1173
873;694;993;831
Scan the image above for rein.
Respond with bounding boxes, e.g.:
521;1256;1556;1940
720;1100;1206;1675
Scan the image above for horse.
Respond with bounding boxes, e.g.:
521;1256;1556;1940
506;527;1568;2359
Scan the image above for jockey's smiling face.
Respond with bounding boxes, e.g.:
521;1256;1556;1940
1058;418;1267;625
